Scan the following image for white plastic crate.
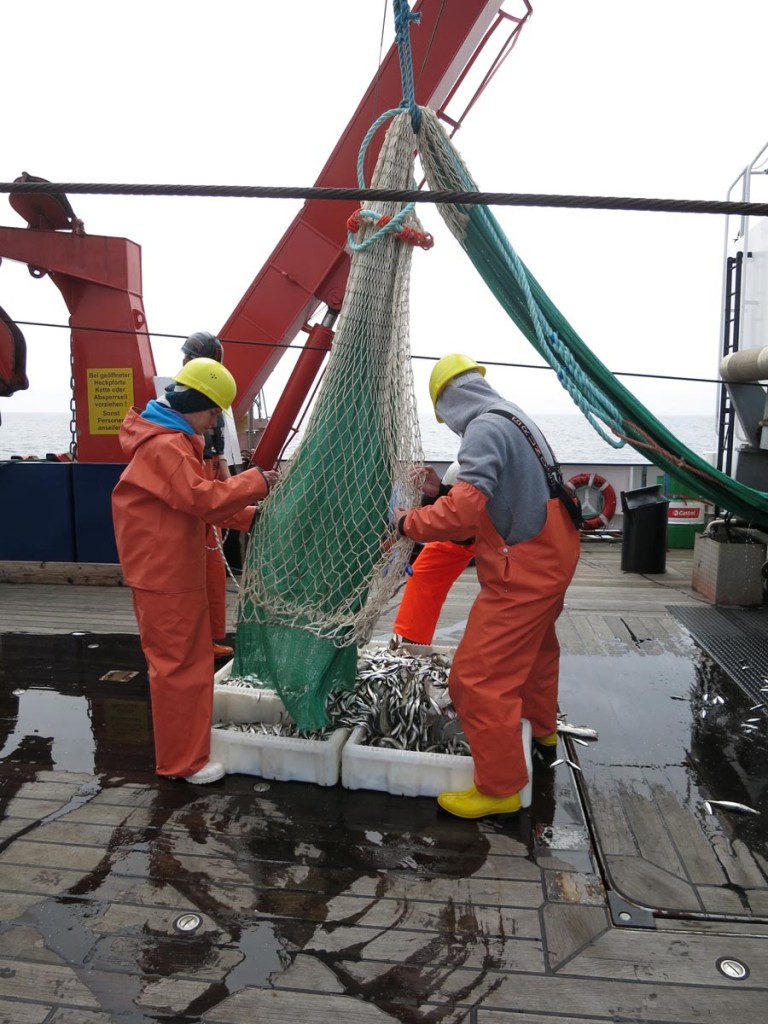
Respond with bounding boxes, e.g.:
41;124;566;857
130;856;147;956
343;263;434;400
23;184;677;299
210;723;349;787
342;717;532;806
211;662;347;785
212;661;289;726
212;683;290;727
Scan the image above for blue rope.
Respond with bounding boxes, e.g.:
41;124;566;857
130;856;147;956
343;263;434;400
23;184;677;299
348;108;418;252
393;0;421;132
347;2;422;250
432;132;627;447
478;205;625;446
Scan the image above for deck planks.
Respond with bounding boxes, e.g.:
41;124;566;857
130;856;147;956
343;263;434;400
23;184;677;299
2;543;768;1023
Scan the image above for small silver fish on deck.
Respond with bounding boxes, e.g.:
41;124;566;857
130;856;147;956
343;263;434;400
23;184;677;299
703;800;760;816
550;758;583;772
557;722;598;741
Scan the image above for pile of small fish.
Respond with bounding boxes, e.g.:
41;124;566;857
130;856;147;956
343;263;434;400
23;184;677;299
336;646;469;753
215;646;471;755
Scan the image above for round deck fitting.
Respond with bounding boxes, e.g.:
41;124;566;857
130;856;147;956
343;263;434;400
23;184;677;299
716;957;750;980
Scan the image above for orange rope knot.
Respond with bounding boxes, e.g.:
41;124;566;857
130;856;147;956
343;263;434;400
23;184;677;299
346;210;364;233
346;209;434;250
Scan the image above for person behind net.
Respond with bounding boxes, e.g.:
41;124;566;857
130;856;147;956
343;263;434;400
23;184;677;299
392;354;581;818
180;330;237;660
112;357;278;785
391;460;475;647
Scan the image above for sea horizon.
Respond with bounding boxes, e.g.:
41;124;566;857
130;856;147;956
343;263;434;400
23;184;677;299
1;409;719;466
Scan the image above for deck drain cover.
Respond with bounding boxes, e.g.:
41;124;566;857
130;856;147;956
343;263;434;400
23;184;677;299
716;957;749;980
174;913;202;933
669;605;768;705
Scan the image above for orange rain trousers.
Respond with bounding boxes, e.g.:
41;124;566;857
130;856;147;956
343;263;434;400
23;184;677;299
112;411;263;778
394;540;475;644
451;498;580;795
131;587;214;777
401;483;580;796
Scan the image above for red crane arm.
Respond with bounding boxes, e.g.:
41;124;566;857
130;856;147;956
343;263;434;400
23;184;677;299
221;1;532;439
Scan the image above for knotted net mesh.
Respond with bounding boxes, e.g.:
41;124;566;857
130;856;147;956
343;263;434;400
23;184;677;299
232;111;424;730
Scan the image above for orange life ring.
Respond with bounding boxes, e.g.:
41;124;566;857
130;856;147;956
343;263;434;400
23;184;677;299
566;473;617;531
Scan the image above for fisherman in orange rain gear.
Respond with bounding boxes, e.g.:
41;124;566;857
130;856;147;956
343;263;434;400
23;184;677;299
179;331;235;660
392;354;581;819
112;357;278;785
391;461;476;646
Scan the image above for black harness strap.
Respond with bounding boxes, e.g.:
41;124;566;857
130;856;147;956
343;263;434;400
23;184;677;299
487;409;583;530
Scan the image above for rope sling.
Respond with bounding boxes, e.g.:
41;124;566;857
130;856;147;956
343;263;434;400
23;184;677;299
232;0;768;732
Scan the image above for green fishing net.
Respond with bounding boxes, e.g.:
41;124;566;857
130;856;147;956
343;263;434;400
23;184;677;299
233;112;424;730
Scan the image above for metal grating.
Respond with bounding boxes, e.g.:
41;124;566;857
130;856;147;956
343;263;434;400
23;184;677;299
668;605;768;705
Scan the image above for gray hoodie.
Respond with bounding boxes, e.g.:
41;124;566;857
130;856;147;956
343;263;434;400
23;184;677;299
435;373;555;545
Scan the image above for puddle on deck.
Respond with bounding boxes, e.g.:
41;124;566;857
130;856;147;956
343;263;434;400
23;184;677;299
1;632;767;936
0;632;153;775
560;639;768;917
0;633;592;1023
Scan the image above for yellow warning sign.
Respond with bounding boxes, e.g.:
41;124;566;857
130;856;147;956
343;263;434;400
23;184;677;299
87;368;134;435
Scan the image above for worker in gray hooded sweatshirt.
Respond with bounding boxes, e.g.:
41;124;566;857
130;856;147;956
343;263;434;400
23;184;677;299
392;354;581;819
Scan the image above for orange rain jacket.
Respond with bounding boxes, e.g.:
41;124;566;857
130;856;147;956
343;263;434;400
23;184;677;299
112;407;268;777
112;408;261;592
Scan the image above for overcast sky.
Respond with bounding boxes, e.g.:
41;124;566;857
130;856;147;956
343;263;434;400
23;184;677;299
3;0;768;424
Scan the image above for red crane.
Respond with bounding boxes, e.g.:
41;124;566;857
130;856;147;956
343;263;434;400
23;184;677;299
0;1;532;468
223;0;533;468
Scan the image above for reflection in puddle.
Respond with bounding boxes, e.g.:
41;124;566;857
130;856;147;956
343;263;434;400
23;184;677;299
561;645;768;914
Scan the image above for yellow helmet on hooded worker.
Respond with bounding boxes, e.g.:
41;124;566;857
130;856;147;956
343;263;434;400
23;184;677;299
172;357;236;412
429;354;486;422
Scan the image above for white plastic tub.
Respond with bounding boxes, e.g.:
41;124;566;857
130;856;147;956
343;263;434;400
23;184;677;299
342;717;532;806
212;683;290;727
210;723;349;787
211;662;346;785
212;661;289;726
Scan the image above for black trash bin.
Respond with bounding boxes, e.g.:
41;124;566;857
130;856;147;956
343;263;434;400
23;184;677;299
620;485;669;574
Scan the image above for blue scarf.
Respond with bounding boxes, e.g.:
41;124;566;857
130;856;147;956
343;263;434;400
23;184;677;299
140;399;195;435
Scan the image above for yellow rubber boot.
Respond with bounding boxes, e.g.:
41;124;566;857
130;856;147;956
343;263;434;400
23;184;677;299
532;731;558;768
533;731;558;748
437;785;522;819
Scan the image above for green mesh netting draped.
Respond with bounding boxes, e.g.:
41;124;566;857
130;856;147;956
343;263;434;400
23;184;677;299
232;111;423;731
416;108;768;528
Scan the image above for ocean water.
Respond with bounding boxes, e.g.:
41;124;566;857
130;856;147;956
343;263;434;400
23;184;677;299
422;412;718;465
0;412;76;460
0;409;717;465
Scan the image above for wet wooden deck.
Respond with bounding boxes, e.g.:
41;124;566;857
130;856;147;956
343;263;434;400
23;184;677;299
1;543;767;1023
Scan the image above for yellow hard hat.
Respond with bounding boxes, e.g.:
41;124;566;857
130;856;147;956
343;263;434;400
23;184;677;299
429;354;486;421
173;357;236;411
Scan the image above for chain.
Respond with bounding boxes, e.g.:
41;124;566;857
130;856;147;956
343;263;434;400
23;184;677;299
207;526;240;592
68;333;78;460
